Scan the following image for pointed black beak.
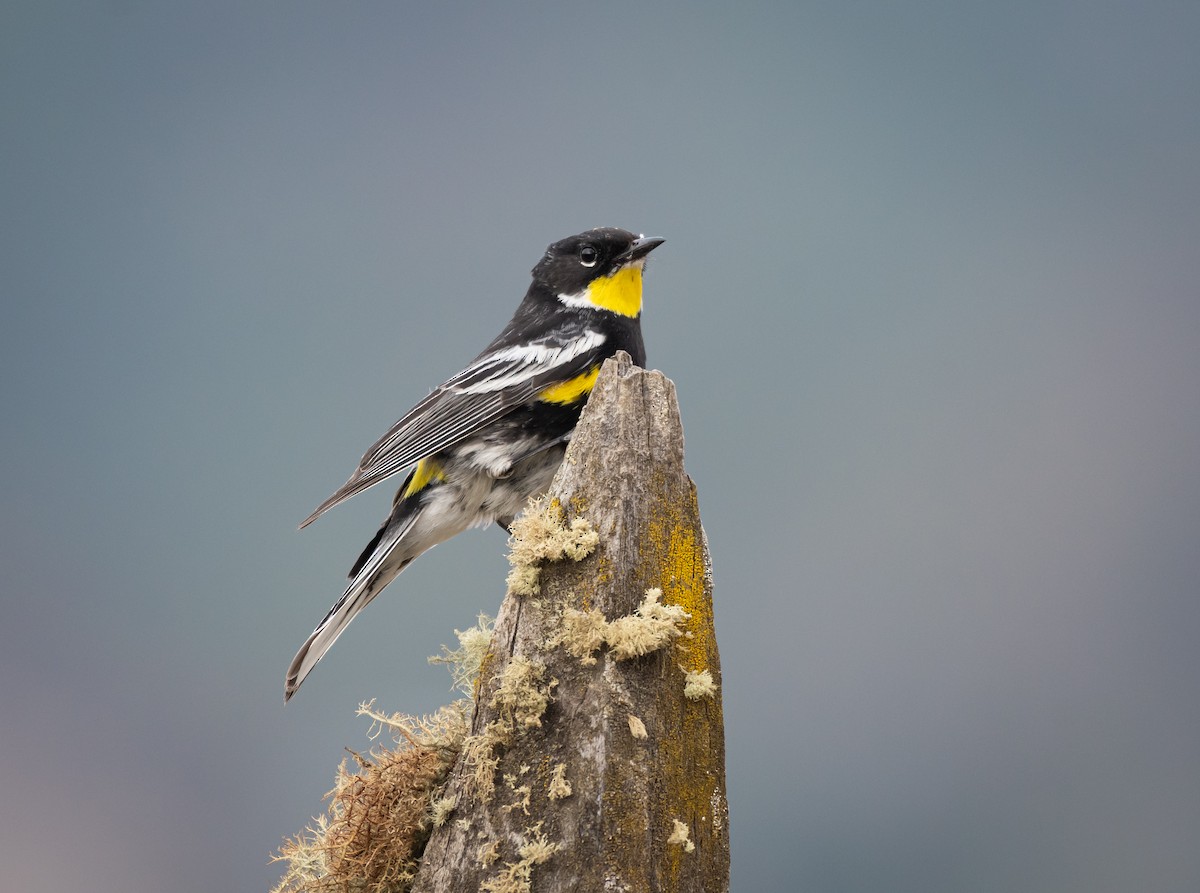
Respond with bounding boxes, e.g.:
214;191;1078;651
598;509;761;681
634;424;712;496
616;235;665;264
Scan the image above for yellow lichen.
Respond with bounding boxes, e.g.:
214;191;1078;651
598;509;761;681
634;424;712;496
628;486;725;891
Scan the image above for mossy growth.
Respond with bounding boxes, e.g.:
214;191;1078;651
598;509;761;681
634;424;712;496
505;496;599;596
477;838;502;868
478;822;561;893
271;701;468;893
459;656;558;805
273;620;495;893
627;713;648;740
552;587;690;665
430;793;457;829
487;656;556;740
547;763;572;800
667;818;695;854
429;613;494;696
682;668;718;700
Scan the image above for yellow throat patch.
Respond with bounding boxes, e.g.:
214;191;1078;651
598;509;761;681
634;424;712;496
586;264;643;317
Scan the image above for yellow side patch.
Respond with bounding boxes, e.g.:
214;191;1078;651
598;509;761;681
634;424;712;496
586;264;643;317
403;456;446;498
538;366;600;405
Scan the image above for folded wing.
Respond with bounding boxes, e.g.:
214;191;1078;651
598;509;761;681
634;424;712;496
299;326;606;527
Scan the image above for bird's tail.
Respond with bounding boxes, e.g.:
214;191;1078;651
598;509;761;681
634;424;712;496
284;511;419;702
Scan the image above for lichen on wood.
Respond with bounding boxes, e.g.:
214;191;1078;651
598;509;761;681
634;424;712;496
412;353;728;893
275;353;729;893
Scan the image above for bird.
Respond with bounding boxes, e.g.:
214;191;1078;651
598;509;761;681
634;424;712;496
285;227;665;701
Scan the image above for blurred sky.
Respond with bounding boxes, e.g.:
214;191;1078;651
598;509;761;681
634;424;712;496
2;2;1199;891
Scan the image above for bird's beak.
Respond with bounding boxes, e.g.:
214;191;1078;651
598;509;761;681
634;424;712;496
616;235;665;264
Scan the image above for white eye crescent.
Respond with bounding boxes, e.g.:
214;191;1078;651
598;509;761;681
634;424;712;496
580;245;598;267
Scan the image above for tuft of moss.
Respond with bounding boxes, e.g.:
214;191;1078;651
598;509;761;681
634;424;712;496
627;714;648;740
477;838;502;867
487;656;556;740
682;668;718;700
547;763;572;800
430;793;457;829
458;657;557;806
550;607;608;666
429;613;494;696
667;818;695;854
274;617;496;893
271;703;468;893
606;588;689;660
552;588;689;664
500;771;532;816
479;823;561;893
458;732;502;803
505;497;599;595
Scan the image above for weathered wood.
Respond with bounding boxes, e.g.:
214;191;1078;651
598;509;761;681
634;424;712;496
412;352;729;893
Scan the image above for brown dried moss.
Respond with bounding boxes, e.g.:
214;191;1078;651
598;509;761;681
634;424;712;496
271;703;468;893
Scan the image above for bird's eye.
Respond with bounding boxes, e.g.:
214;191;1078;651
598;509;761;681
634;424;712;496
579;245;598;267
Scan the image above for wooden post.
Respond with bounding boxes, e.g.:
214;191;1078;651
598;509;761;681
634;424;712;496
412;352;729;893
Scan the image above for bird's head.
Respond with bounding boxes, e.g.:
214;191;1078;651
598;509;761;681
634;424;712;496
533;227;665;317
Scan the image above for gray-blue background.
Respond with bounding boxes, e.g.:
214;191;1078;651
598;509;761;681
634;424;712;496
3;3;1198;891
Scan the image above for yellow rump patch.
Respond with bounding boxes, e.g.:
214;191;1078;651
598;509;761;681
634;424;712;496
539;366;601;404
403;456;446;498
586;264;643;317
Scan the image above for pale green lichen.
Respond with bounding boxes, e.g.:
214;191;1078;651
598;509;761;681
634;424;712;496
682;668;718;700
505;496;599;595
271;816;332;893
607;588;689;660
479;823;561;893
547;763;572;800
488;656;556;738
667;818;695;853
428;613;494;696
459;732;501;802
552;587;689;664
461;657;557;805
429;793;457;828
627;714;648;740
272;618;496;893
501;770;532;816
551;606;608;665
477;838;502;867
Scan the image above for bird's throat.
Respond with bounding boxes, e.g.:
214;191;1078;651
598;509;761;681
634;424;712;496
586;264;643;317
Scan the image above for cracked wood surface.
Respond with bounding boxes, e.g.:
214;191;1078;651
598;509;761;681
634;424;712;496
412;351;729;893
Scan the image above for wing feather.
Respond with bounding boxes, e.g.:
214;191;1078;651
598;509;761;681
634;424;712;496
299;326;605;527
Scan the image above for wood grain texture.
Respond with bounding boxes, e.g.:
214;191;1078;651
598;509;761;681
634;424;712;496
412;352;729;893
